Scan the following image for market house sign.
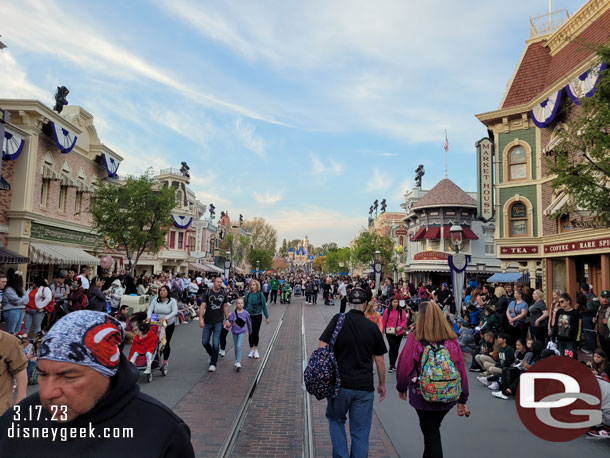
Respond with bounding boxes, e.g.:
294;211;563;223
31;223;99;247
500;246;539;255
413;251;450;261
544;237;610;254
476;138;493;222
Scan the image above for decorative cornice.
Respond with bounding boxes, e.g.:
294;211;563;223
547;0;610;56
0;99;82;134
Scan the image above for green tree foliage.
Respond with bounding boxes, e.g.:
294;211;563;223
548;45;610;221
320;242;338;254
89;171;175;274
313;256;325;272
224;231;250;266
248;248;273;271
242;217;278;253
351;231;392;267
279;238;289;257
324;247;351;273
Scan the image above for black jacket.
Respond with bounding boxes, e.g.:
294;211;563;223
87;286;107;312
0;355;194;458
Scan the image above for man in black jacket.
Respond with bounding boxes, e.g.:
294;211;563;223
0;311;194;458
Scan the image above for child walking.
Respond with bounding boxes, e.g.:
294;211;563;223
128;322;159;374
226;298;252;371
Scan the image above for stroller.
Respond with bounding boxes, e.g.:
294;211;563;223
130;322;167;383
280;284;292;303
293;284;302;296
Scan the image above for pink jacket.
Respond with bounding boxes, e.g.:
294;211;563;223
396;332;469;410
382;308;407;336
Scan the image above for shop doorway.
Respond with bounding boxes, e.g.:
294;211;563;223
575;255;602;293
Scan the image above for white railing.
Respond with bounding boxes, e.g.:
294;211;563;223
530;9;569;38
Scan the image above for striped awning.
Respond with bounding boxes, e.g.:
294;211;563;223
423;227;441;240
29;242;99;266
0;247;29;264
410;228;427;241
188;263;208;272
204;262;224;273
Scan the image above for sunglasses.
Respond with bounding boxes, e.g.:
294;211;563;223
559;299;566;303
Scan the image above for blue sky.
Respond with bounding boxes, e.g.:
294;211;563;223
1;0;586;247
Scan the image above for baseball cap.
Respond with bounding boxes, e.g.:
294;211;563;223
442;282;448;287
348;287;367;305
601;290;610;298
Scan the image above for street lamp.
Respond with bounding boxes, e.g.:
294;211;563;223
449;222;464;253
224;250;231;284
373;250;383;292
256;260;260;279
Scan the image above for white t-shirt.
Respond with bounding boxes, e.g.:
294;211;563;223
77;275;90;290
338;282;347;298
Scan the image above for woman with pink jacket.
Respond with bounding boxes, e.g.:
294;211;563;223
382;297;408;372
396;301;469;458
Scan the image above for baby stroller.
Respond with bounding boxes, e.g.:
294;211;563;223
293;284;302;296
131;323;167;383
280;285;292;304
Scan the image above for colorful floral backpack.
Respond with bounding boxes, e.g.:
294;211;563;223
418;340;461;403
304;313;345;400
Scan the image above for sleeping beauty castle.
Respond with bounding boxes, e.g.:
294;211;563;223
287;236;314;273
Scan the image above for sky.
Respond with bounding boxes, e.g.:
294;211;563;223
0;0;587;247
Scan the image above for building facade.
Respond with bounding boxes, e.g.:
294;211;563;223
476;0;610;303
401;178;501;285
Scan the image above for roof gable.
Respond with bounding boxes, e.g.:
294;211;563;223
412;178;477;210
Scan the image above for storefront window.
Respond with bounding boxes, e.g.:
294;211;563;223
178;232;184;249
169;231;176;249
509;146;527;180
510;202;528;236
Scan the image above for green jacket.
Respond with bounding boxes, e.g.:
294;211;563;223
270;278;279;291
244;291;269;318
496;344;515;368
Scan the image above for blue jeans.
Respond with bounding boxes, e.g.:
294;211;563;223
4;308;24;335
582;315;596;352
326;388;374;458
233;332;244;363
23;310;45;335
202;321;223;366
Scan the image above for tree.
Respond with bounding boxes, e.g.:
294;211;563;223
271;256;288;271
548;45;610;222
279;238;289;257
224;231;249;266
324;247;351;273
243;217;278;253
351;231;392;267
320;242;338;254
313;256;325;272
90;171;175;274
248;248;273;271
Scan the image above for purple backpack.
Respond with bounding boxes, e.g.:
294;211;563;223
304;313;345;400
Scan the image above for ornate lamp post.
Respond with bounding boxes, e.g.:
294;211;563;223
373;249;383;293
256;260;260;279
448;222;469;312
224;250;232;284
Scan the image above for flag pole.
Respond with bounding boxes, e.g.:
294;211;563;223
444;129;448;178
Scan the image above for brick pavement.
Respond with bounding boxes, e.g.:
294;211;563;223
231;302;304;457
304;303;400;458
172;302;288;458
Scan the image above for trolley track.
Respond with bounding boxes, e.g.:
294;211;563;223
218;299;317;458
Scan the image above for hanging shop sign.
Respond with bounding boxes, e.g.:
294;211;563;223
413;251;450;261
476;138;493;222
500;246;539;255
544;237;610;254
31;223;99;247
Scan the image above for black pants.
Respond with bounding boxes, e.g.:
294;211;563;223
416;409;449;458
220;326;228;350
270;290;278;304
163;323;175;361
312;291;318;304
249;314;263;348
530;325;547;342
340;297;347;313
263;292;270;302
386;334;402;368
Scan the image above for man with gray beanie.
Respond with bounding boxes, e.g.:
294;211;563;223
319;286;387;457
0;311;194;457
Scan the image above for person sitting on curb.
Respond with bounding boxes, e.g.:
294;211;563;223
477;332;514;391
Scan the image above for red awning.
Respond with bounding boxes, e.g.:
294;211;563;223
410;228;426;241
442;225;479;240
423;227;441;239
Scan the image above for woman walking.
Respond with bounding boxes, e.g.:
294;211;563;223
23;277;52;336
2;273;29;335
396;301;469;458
244;280;270;359
147;285;178;372
383;297;407;372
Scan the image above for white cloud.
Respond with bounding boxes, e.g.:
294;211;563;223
395;178;412;200
254;191;283;205
365;169;391;193
267;205;366;246
0;52;50;102
195;191;232;207
377;152;399;157
234;118;265;158
310;153;343;176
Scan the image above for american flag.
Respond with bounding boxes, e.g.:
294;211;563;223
444;131;449;153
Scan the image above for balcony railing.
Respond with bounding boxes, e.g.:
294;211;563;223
159;167;188;177
530;9;569;38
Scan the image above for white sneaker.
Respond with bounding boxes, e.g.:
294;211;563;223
208;365;216;372
219;349;226;357
248;350;255;358
488;381;500;391
477;376;489;386
254;349;260;359
492;391;508;400
235;362;241;371
143;366;152;374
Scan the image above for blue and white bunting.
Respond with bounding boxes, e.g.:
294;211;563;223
172;214;193;229
49;121;77;154
530;90;563;128
566;62;607;105
3;128;25;161
103;153;120;178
